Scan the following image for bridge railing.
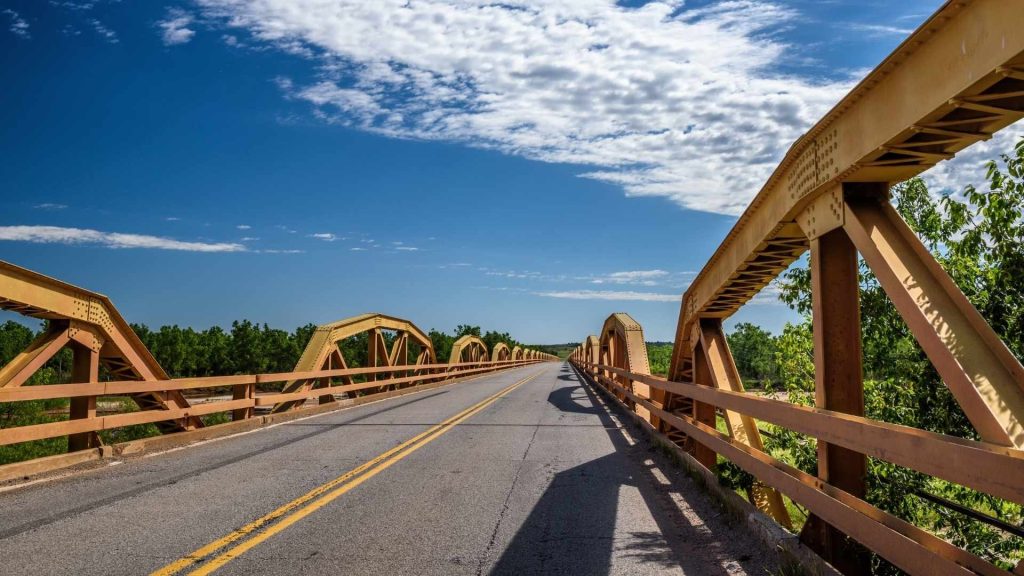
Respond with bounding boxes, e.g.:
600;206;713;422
0;257;558;461
0;358;544;449
569;355;1023;575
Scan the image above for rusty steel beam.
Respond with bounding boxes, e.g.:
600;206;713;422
598;313;654;421
449;335;488;365
273;313;436;413
577;363;1024;507
670;0;1024;381
696;319;792;529
0;260;200;434
491;342;511;362
843;195;1024;447
802;220;870;572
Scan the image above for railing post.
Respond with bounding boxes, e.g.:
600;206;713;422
68;344;100;452
801;211;870;574
233;379;254;420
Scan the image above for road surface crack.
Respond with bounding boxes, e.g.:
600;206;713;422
475;370;555;576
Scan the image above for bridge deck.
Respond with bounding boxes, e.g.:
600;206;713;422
0;363;775;575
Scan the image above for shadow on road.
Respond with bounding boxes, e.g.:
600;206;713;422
489;365;748;576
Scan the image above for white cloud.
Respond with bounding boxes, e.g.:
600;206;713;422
3;9;29;38
0;225;245;252
395;246;419;251
33;203;68;210
158;8;196;46
240;236;259;241
165;216;181;221
536;289;679;302
847;23;913;37
259;248;304;254
486;269;543;280
196;0;852;215
89;18;117;43
590;269;669;286
51;2;95;11
922;125;1024;198
236;224;251;230
309;232;340;241
350;247;367;251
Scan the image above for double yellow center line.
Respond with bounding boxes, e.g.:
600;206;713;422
152;369;542;576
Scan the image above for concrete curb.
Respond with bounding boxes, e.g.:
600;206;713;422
0;446;112;484
0;368;519;485
571;364;840;576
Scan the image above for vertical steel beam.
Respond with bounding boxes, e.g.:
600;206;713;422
690;341;718;472
68;343;100;452
698;318;792;529
802;219;869;574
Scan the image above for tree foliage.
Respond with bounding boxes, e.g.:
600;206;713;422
726;323;778;386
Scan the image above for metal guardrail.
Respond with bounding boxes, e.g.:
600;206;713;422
0;259;557;457
570;357;1024;575
0;359;546;448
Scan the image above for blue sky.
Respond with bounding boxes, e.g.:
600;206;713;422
1;0;1016;344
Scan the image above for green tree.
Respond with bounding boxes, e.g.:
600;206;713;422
482;330;520;355
0;320;34;366
646;343;672;376
429;329;455;363
230;320;265;375
726;322;778;385
203;326;234;376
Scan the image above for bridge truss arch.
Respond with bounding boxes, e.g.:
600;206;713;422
274;313;436;412
598;314;652;412
511;346;524;361
583;335;599;374
0;261;200;446
449;335;488;365
491;342;511;362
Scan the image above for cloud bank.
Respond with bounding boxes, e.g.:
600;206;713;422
0;226;245;252
197;0;851;215
536;289;679;302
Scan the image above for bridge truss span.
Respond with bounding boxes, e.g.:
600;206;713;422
0;261;555;467
575;1;1024;573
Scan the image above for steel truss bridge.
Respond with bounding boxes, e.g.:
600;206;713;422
3;1;1024;574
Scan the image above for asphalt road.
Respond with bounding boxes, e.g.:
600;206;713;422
0;363;777;575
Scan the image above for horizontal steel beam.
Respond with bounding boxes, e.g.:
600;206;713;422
671;0;1024;378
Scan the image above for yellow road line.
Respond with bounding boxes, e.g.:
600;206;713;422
152;369;542;576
